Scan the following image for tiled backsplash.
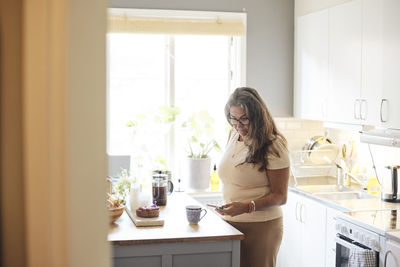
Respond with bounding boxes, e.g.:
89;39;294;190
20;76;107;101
275;117;325;151
277;117;400;181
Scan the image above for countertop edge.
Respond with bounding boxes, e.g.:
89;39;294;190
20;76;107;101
386;231;400;243
110;234;245;246
289;186;351;212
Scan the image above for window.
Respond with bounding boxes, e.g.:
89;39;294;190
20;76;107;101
107;9;245;179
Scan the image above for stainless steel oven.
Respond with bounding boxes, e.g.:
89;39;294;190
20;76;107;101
336;233;379;266
335;217;381;267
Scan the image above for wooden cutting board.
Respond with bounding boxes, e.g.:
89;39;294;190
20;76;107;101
125;207;164;227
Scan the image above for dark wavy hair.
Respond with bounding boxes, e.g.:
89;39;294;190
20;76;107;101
224;87;287;171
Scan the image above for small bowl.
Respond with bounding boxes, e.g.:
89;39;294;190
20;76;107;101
109;205;125;224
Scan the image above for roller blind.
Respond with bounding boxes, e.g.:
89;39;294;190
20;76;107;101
108;14;246;36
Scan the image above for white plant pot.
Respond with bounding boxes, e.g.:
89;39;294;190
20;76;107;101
186;157;211;191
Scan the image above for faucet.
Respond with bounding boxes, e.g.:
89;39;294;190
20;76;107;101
336;165;345;191
336;162;365;190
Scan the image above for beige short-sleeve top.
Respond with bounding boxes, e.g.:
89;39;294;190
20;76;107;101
218;130;290;222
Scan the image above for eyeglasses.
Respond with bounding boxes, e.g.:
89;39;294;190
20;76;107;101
229;116;250;126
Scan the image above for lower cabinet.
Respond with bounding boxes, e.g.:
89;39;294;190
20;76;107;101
385;238;400;267
113;240;240;267
277;191;327;267
277;192;302;267
325;208;342;267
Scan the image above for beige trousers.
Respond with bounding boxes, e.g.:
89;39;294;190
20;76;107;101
228;217;283;267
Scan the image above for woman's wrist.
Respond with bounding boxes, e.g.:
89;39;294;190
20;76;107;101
251;200;256;212
245;200;256;213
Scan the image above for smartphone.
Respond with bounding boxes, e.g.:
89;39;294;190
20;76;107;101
207;204;224;209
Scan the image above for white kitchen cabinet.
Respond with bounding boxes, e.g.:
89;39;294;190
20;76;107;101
360;0;400;129
326;0;362;124
360;0;384;126
277;192;302;267
294;9;329;121
295;0;400;129
325;207;342;267
381;0;400;129
384;238;400;267
277;191;326;267
301;196;327;267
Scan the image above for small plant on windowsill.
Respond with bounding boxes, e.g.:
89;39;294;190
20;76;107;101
182;110;221;159
181;110;221;191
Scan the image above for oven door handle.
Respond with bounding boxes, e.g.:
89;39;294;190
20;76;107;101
335;235;371;250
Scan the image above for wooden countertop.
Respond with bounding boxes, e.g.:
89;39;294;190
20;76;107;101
108;192;244;246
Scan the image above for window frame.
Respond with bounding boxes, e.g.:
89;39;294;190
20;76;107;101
106;9;247;179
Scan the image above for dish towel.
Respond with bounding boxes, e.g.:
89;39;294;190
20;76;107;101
348;247;376;267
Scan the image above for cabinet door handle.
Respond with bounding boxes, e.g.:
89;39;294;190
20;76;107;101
384;249;392;267
295;202;300;221
360;99;367;120
380;99;388;123
354;99;360;120
300;204;305;223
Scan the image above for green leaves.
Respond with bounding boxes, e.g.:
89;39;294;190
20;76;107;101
154;106;181;124
126;114;147;127
182;110;221;159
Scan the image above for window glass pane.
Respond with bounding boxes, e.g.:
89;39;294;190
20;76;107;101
107;33;167;159
107;33;240;180
174;35;231;169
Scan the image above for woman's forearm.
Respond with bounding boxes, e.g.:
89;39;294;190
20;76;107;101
253;191;287;211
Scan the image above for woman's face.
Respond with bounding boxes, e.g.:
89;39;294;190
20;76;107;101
229;105;250;139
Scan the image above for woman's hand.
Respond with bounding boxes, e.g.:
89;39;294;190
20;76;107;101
216;202;248;217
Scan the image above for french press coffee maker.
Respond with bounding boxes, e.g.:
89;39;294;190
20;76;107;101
382;165;400;203
152;171;174;206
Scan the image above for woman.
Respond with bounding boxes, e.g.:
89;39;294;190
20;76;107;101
216;87;290;267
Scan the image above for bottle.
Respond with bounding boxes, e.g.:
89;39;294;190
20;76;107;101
367;176;380;195
210;164;220;191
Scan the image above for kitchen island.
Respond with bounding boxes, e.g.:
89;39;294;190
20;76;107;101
108;192;244;267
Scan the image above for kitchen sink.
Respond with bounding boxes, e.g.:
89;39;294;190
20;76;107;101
296;184;353;194
293;176;337;186
313;191;377;201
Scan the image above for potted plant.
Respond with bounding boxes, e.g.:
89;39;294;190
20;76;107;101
182;110;221;191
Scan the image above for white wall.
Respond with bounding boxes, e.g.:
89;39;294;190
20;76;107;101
109;0;294;117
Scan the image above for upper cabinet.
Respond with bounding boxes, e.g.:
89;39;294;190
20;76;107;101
361;0;383;126
294;9;329;121
295;0;400;129
381;0;400;129
327;0;362;124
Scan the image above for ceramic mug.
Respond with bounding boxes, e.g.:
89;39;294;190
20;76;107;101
186;205;207;224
